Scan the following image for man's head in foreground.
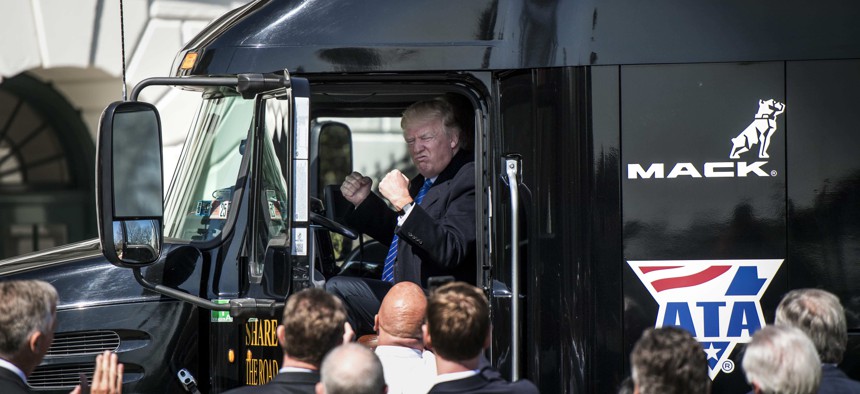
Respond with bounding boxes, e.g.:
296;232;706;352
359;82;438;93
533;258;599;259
630;326;710;394
424;281;489;362
278;288;348;368
742;325;821;394
775;288;847;364
0;280;59;377
316;343;386;394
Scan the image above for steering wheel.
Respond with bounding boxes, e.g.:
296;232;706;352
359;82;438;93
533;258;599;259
310;212;358;240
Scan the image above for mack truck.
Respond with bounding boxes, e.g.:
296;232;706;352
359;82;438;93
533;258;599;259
4;0;860;392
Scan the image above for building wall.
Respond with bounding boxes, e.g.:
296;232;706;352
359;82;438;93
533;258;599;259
0;0;248;258
0;0;249;179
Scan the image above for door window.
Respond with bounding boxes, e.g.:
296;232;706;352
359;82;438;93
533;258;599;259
163;95;254;242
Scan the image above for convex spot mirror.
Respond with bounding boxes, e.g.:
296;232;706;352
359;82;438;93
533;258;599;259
97;101;164;267
315;121;353;194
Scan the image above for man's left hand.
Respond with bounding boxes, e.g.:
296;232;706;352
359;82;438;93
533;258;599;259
70;351;123;394
379;170;412;210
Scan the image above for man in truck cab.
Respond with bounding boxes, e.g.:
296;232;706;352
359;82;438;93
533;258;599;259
329;97;476;335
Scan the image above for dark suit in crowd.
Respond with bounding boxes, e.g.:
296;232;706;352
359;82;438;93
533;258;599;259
224;370;320;394
0;367;29;394
428;367;539;394
819;364;860;394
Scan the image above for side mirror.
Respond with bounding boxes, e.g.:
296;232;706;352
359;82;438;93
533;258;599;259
315;121;353;196
97;101;164;267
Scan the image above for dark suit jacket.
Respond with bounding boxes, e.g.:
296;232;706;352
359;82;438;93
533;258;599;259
744;364;860;394
0;367;30;394
819;364;860;394
347;150;476;287
222;371;319;394
428;367;539;394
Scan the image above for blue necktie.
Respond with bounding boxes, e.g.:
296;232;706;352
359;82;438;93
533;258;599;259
382;178;433;283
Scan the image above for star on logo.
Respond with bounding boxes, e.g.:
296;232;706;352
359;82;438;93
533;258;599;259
704;343;721;360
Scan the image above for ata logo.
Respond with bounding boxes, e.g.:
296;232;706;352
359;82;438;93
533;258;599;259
628;99;785;179
627;259;783;379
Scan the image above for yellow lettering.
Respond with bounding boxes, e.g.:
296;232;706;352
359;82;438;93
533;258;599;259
245;358;257;386
257;358;267;384
257;321;265;346
245;358;280;386
244;319;281;348
249;320;258;346
270;319;278;346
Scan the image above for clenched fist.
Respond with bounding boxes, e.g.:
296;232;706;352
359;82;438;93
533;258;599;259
379;170;412;210
341;172;372;206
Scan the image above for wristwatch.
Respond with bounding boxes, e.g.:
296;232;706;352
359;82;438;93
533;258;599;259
398;202;415;216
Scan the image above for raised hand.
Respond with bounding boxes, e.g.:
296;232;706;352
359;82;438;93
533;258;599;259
379;170;412;210
340;172;373;206
90;351;123;394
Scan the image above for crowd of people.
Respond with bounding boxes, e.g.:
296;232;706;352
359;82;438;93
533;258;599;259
224;282;539;394
7;277;860;394
0;278;540;394
626;288;860;394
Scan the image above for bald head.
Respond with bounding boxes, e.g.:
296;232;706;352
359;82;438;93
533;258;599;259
376;282;427;343
318;343;386;394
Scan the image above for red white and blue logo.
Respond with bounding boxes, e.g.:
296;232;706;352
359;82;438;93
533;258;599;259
627;259;783;379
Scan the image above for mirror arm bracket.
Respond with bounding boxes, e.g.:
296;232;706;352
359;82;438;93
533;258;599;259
130;77;240;101
132;268;284;317
130;75;289;101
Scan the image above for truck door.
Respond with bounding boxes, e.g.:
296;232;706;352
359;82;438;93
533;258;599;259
491;70;531;383
491;68;592;393
149;75;308;391
235;81;316;389
235;93;296;388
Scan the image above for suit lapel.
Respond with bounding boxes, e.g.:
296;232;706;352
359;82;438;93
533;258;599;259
420;180;445;210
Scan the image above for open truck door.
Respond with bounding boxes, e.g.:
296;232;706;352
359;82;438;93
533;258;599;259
95;72;325;390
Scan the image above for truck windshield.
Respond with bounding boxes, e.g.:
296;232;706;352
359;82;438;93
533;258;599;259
164;94;254;242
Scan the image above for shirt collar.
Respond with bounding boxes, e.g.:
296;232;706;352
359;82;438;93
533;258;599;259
279;366;314;374
374;345;424;358
435;369;479;384
0;358;27;384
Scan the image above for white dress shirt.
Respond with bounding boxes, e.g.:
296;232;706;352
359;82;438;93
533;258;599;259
375;346;437;394
396;176;437;225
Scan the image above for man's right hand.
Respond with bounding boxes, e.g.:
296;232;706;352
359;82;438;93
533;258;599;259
341;172;373;206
